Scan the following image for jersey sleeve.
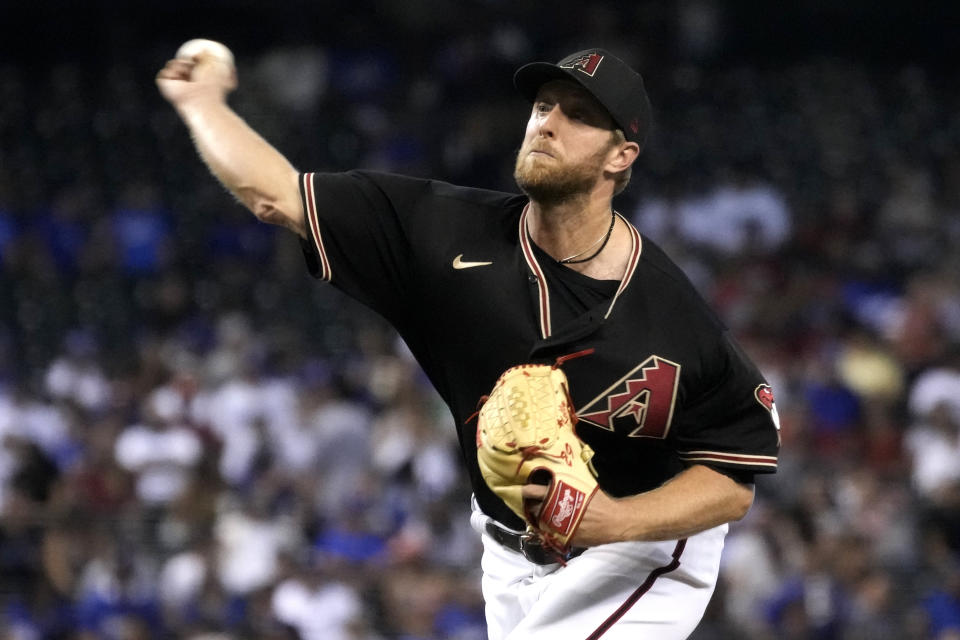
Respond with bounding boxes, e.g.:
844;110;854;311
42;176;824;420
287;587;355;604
674;332;781;475
298;170;428;326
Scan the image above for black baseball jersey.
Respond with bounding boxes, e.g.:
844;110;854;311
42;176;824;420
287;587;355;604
299;170;780;530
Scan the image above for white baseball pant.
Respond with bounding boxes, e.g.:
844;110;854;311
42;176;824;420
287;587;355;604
470;500;726;639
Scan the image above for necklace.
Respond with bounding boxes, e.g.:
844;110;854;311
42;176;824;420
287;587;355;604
558;212;617;264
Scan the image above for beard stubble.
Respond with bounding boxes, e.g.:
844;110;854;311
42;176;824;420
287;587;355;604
513;142;610;206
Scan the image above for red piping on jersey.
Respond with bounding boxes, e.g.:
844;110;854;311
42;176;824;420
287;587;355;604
518;210;644;336
679;450;778;468
302;173;332;282
585;538;687;640
603;215;642;320
519;206;552;338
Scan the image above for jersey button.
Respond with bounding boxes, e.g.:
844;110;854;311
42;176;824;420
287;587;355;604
528;275;537;283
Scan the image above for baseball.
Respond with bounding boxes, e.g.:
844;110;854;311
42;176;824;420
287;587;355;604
175;39;235;67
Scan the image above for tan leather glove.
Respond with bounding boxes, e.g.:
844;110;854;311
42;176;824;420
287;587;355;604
476;357;599;559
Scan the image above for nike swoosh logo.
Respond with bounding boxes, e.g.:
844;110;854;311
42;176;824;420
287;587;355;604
452;254;493;269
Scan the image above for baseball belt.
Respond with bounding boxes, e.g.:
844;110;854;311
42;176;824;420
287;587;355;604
484;520;585;565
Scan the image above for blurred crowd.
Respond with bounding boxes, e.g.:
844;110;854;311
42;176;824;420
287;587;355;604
2;3;960;639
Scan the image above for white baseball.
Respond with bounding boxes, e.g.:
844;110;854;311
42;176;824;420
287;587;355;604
175;39;235;67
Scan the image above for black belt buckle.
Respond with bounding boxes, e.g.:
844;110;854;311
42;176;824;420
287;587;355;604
485;521;556;565
517;532;554;565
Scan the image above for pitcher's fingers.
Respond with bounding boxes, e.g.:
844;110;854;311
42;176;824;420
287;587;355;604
156;59;195;80
521;484;548;500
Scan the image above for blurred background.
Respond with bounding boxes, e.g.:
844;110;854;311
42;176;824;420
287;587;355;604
1;1;960;638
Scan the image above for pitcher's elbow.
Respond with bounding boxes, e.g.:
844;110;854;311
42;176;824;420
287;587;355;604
731;484;756;521
252;198;305;237
251;199;282;223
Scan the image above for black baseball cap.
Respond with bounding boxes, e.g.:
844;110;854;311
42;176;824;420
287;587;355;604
514;49;652;151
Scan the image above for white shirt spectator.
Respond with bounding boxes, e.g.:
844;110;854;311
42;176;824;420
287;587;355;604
260;376;313;471
199;377;262;485
904;413;960;499
44;355;112;412
634;178;791;255
309;394;373;515
159;549;208;608
272;577;363;640
114;421;202;505
215;503;297;595
908;366;960;425
695;180;791;253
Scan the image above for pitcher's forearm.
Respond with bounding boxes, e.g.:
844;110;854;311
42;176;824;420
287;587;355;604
562;465;755;546
177;97;305;237
610;465;754;542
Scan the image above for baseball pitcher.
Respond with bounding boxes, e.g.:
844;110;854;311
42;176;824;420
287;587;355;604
157;43;780;639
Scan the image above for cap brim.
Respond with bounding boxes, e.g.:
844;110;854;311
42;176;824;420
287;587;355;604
513;62;578;103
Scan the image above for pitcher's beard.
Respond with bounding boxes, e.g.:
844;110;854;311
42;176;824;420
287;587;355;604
514;149;603;206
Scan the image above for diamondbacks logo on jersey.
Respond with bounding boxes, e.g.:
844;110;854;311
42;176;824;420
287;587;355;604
560;52;604;77
578;356;681;439
755;383;782;446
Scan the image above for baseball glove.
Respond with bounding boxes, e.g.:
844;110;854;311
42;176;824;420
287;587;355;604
474;350;599;561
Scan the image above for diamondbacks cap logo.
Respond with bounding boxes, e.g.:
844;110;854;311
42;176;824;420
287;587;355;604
561;52;604;77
